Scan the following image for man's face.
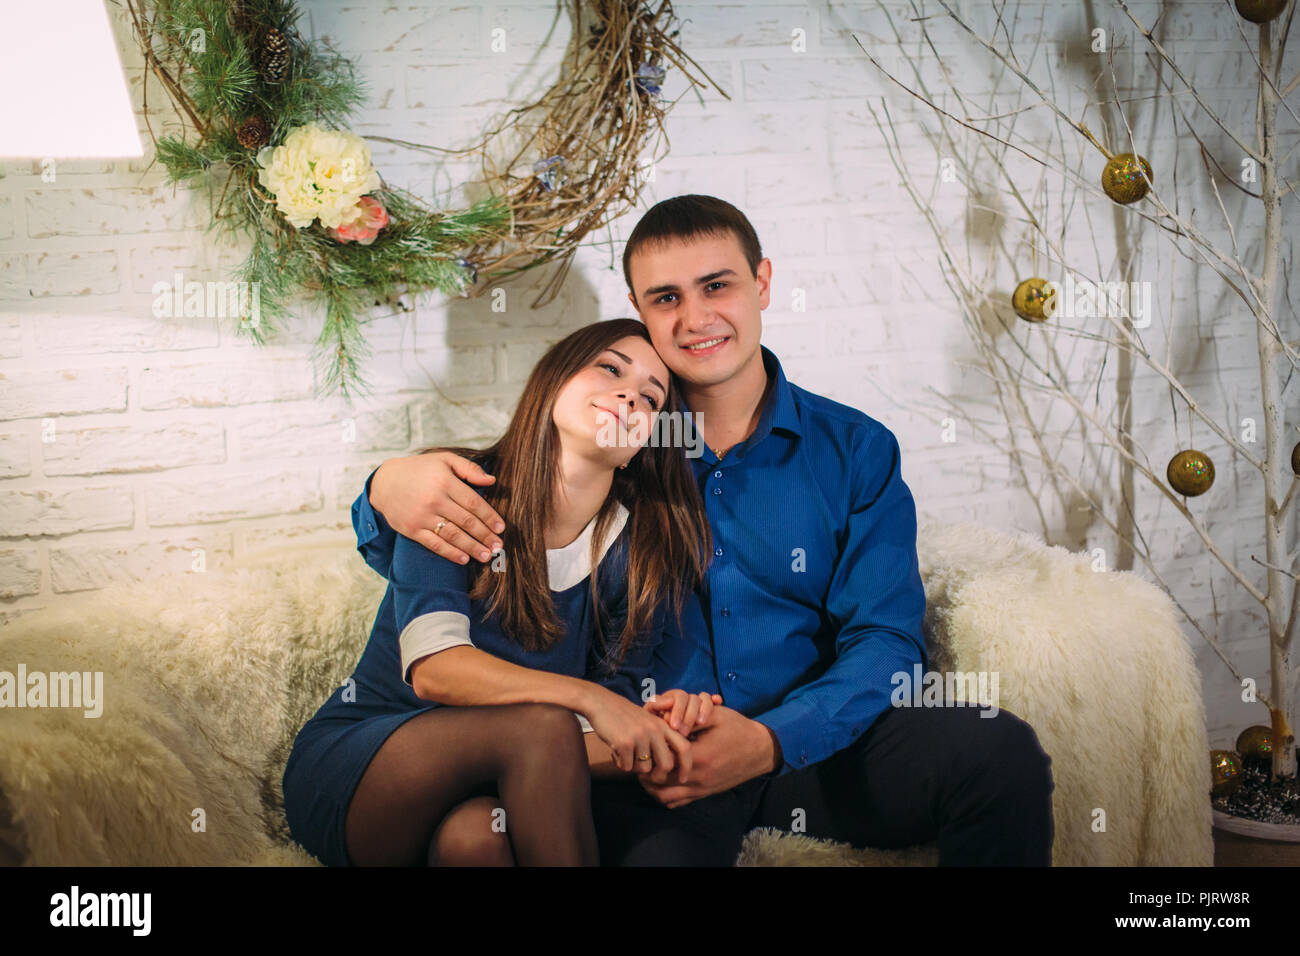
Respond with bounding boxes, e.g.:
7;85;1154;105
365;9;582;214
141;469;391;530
626;231;771;389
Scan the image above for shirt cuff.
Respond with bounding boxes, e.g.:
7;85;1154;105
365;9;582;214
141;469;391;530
398;610;474;686
355;467;391;545
753;696;826;775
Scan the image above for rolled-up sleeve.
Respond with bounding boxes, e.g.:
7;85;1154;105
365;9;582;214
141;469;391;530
390;531;474;686
753;425;929;774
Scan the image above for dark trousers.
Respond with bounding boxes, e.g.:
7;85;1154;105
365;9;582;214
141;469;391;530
590;704;1055;866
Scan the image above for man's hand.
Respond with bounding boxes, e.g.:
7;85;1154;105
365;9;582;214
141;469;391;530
370;452;505;564
637;705;782;808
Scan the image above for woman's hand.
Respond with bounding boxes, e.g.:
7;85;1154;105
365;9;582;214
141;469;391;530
584;689;695;784
370;452;505;564
645;690;724;737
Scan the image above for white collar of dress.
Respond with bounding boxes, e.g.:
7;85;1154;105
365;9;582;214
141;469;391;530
546;501;630;592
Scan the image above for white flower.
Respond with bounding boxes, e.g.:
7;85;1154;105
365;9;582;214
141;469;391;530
255;123;381;229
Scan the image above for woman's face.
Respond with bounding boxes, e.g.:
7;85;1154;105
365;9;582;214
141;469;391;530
552;335;671;468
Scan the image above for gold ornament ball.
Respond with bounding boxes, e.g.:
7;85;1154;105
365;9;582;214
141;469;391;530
1012;277;1054;323
1167;449;1215;497
1235;725;1273;763
1235;0;1288;23
1211;749;1244;797
1102;152;1154;204
1291;439;1300;478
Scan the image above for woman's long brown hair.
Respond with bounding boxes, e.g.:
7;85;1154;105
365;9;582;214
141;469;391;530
422;318;712;676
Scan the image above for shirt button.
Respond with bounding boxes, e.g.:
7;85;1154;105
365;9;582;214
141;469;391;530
713;470;722;478
726;671;737;681
714;547;723;557
367;521;375;532
712;487;721;495
800;752;808;765
720;608;730;617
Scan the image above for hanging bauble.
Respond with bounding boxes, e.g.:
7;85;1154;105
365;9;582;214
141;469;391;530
1234;0;1288;23
1012;277;1053;322
259;27;291;84
1101;152;1153;204
1235;724;1274;764
235;115;272;150
1211;749;1244;797
1167;449;1215;497
1291;439;1300;477
532;155;567;192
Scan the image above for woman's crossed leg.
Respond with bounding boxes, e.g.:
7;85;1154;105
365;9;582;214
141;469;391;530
345;702;598;866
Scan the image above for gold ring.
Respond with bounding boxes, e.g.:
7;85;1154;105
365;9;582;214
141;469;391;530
637;753;651;762
434;519;446;535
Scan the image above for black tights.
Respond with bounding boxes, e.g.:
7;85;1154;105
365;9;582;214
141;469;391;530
344;702;598;866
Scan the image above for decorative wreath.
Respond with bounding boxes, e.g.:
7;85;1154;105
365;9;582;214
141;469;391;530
125;0;726;395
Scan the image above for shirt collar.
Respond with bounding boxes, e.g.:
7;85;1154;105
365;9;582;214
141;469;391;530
751;344;803;444
680;345;803;463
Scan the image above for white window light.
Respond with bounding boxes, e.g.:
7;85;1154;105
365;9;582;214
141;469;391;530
0;0;143;159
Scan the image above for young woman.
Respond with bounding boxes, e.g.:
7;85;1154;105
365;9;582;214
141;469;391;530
282;319;717;866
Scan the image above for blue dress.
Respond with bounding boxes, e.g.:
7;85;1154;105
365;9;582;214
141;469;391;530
282;499;665;867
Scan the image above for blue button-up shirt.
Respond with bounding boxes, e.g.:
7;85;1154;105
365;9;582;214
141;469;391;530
352;344;929;775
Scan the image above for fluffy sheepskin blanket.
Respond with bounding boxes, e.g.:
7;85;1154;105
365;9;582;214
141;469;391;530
0;518;1213;866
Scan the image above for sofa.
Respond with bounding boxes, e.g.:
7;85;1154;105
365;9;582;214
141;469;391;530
0;517;1215;866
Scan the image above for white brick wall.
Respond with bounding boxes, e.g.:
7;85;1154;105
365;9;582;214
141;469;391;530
1;1;1295;740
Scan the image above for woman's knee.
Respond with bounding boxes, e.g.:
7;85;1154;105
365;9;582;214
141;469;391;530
428;796;514;866
508;701;585;735
502;703;588;766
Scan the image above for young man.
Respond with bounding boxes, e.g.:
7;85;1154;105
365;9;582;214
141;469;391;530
355;195;1055;866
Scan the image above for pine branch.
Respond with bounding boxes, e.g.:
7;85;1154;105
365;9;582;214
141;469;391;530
154;136;210;182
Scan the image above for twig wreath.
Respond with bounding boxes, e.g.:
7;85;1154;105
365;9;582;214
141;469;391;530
125;0;727;396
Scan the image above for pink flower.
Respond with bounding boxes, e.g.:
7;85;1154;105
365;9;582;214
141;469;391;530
327;195;390;245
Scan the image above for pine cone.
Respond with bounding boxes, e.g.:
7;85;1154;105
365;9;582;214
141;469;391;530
259;27;291;84
236;115;272;150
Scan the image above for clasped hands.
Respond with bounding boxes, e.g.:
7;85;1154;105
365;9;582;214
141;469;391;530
609;689;781;809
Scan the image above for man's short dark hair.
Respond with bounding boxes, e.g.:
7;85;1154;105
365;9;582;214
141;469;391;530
622;195;763;300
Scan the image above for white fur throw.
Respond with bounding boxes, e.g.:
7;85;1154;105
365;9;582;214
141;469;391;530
0;518;1213;866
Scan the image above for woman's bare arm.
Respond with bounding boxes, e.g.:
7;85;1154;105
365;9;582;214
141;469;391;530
411;645;601;712
412;646;693;778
